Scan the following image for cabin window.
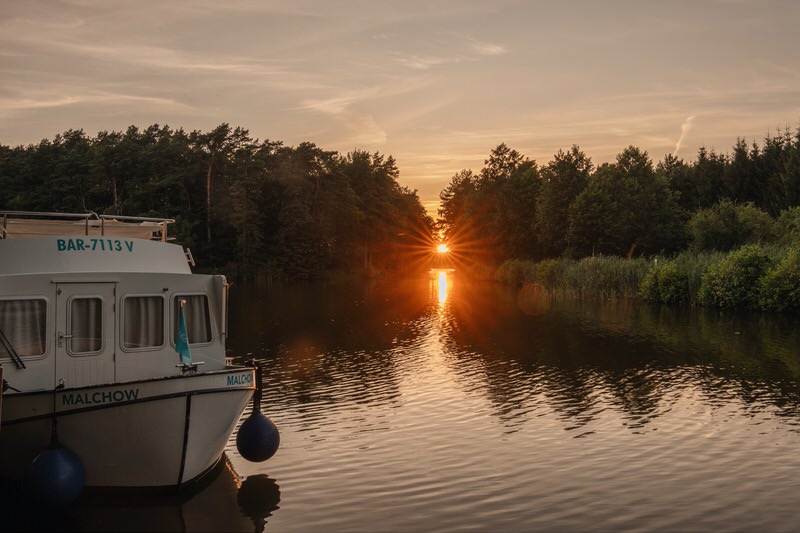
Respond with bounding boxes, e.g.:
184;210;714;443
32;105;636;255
173;295;212;345
123;295;164;349
68;297;102;354
0;298;47;357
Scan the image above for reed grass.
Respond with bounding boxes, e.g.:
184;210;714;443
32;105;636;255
496;255;650;299
497;244;800;312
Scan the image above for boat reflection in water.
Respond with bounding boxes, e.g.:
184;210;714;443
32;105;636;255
0;454;281;532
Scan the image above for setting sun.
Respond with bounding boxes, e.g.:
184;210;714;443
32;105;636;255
436;244;450;253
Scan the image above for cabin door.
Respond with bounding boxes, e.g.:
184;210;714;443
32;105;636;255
55;282;116;389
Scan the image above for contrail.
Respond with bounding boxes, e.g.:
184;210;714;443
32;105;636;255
673;115;695;157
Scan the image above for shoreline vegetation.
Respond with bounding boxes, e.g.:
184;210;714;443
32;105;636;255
493;243;800;313
436;127;800;315
2;122;799;313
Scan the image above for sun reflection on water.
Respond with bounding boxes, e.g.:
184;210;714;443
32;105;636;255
223;277;800;533
437;271;448;303
430;269;454;306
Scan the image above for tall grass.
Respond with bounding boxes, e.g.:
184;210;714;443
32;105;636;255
496;244;800;312
496;255;650;299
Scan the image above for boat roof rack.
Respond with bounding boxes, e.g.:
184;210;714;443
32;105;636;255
0;211;175;242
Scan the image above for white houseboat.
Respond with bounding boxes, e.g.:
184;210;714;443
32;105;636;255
0;211;275;495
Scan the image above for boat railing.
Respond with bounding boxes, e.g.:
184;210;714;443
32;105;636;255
0;211;175;242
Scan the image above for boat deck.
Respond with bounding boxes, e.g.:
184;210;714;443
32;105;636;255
1;211;174;242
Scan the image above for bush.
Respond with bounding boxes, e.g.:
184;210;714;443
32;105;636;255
759;247;800;312
640;252;725;305
495;259;536;286
658;262;692;304
688;200;774;252
638;261;661;301
774;207;800;247
698;244;774;309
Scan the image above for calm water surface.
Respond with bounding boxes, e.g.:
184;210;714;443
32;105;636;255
15;272;800;531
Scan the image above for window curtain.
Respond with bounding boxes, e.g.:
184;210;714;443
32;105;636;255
124;296;164;348
175;295;211;344
70;297;102;353
0;299;46;357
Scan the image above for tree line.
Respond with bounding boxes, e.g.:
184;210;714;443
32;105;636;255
440;128;800;312
0;124;434;280
439;129;800;267
3;122;799;292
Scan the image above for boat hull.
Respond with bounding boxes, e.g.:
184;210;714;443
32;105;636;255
0;367;255;488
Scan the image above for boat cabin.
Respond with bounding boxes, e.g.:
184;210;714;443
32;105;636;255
0;211;230;392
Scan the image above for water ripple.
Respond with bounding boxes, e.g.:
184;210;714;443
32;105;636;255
224;279;800;532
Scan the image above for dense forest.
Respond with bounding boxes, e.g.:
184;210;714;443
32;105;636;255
0;124;435;280
440;131;800;265
2;122;800;308
438;127;800;311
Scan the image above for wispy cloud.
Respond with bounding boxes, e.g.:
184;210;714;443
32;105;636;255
392;33;508;71
467;38;508;56
300;86;383;115
2;0;799;212
342;113;388;145
393;54;453;71
0;88;190;116
673;116;696;157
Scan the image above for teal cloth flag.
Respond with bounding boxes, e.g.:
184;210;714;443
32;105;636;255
176;302;192;365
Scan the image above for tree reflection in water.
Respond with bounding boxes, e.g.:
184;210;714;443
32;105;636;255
221;275;800;532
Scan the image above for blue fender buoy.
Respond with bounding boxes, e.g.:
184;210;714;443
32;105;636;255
237;410;280;462
25;442;85;508
236;361;280;462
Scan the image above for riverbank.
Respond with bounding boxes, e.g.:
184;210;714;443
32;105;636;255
494;244;800;313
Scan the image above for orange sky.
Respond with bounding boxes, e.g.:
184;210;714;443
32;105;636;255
2;1;799;216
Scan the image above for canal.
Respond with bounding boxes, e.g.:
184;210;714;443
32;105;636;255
13;271;800;531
